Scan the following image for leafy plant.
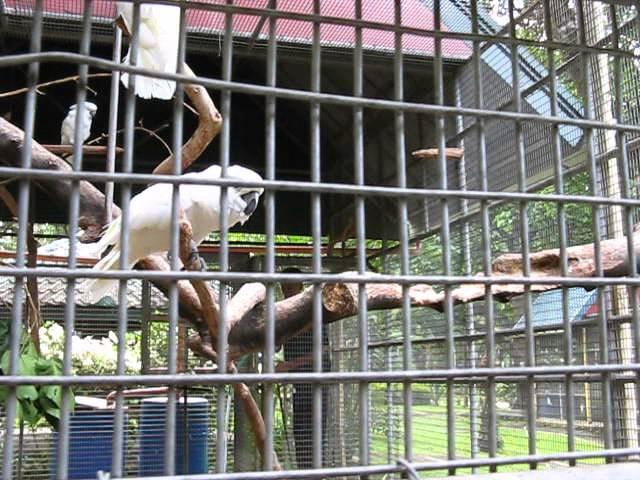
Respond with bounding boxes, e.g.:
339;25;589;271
40;322;141;375
0;329;68;430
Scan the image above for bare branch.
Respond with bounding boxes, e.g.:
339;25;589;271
0;73;112;99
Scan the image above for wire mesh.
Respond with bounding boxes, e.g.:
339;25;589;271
0;0;639;479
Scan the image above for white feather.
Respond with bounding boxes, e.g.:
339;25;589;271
60;103;97;145
83;165;264;303
116;2;180;100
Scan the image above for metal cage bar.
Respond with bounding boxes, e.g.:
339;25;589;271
0;1;639;479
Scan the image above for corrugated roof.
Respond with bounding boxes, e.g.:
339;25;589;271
0;274;169;308
513;287;598;330
4;0;472;59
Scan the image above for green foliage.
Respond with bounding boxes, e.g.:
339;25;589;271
0;327;68;430
40;322;141;375
490;172;594;253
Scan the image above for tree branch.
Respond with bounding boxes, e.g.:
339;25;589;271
0;73;112;99
178;214;220;341
229;363;282;471
0;118;113;242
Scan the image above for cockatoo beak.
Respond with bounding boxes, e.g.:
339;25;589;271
242;191;260;217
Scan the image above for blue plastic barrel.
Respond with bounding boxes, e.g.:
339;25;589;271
139;397;209;475
52;405;126;479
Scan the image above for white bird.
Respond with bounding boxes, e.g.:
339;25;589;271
60;102;98;145
83;165;264;303
116;2;180;100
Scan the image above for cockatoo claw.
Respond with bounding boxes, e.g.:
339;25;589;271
183;241;208;272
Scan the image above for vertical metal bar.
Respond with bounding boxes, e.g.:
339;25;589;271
508;0;536;468
310;0;324;470
454;73;478;470
57;3;92;479
164;3;188;476
433;0;455;473
264;0;277;471
217;0;234;473
111;1;140;476
470;0;497;470
105;26;122;223
542;0;575;463
393;0;413;466
2;2;42;478
610;3;640;450
574;0;614;456
353;1;369;475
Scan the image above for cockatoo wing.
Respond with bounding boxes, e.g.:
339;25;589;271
85;165;263;303
60;111;75;145
116;2;180;100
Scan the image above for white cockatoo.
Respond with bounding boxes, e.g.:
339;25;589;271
60;102;98;145
83;165;264;303
116;2;181;100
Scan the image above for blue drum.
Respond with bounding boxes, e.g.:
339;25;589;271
139;396;209;475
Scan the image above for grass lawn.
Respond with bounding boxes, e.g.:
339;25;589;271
371;404;604;477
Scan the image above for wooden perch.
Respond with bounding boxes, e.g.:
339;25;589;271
411;147;464;161
229;363;282;471
42;145;124;156
223;231;640;359
178;213;220;341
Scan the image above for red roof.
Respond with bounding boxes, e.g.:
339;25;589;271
5;0;471;59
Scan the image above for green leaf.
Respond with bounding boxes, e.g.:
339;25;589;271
19;354;37;376
18;399;40;426
0;385;8;402
16;384;38;401
35;357;56;375
39;384;62;407
38;396;61;419
0;349;10;374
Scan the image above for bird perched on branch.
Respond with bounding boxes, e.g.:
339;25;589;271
82;165;263;303
116;1;180;100
60;102;98;146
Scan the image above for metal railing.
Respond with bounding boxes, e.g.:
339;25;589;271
0;0;639;479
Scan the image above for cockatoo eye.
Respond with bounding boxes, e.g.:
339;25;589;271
241;191;260;217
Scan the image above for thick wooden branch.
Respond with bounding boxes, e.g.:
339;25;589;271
0;118;112;242
223;231;640;358
178;215;220;341
227;283;267;329
229;363;282;471
152;64;223;175
411;147;464;161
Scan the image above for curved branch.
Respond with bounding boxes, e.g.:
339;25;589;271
0;73;112;99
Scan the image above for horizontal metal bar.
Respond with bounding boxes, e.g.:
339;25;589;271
2;266;640;288
69;0;637;60
91;447;640;480
157;366;640;385
4;166;640;208
2;363;640;386
1;52;639;133
442;463;640;480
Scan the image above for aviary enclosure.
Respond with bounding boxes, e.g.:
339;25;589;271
0;0;639;479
